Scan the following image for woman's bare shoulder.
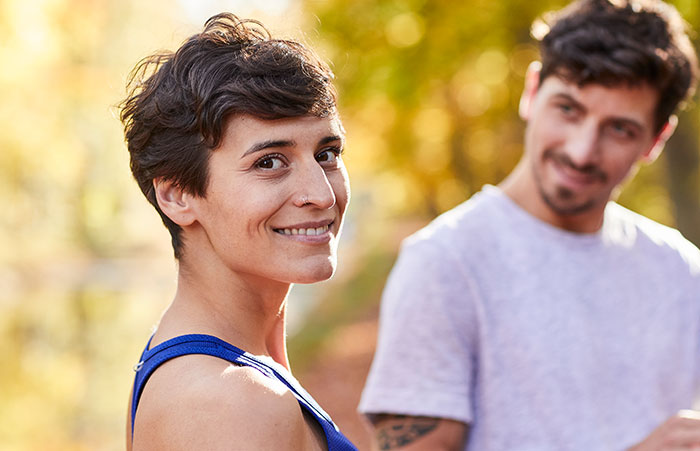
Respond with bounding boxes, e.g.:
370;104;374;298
132;354;310;451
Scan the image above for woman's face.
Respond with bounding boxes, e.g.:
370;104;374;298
189;114;350;284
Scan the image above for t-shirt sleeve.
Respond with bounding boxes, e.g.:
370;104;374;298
358;236;479;424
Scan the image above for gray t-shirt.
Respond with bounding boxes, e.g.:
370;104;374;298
359;185;700;450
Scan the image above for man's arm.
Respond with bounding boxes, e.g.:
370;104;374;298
627;410;700;451
369;414;469;451
359;240;478;449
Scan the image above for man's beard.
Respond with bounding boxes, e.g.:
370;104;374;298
533;148;608;216
538;184;597;215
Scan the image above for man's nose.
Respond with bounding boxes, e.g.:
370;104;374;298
564;120;601;168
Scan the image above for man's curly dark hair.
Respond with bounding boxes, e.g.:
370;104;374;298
534;0;698;133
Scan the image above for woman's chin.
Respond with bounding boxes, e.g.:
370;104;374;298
291;261;336;285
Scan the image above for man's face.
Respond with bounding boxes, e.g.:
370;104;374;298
520;74;661;220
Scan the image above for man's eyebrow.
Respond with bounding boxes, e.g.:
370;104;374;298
608;116;644;131
242;139;295;158
552;92;644;129
551;92;584;108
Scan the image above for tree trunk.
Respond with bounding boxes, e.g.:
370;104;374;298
664;111;700;247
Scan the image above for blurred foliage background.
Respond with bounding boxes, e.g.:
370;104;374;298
1;0;698;449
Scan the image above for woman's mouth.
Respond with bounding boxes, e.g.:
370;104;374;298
274;224;331;236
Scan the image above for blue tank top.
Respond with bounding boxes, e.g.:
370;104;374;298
130;334;357;451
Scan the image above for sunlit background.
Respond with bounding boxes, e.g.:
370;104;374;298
2;0;699;449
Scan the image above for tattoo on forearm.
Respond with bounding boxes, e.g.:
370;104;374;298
374;415;440;450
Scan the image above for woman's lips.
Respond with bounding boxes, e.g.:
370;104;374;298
273;220;335;242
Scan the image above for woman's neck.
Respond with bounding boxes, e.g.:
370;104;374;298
153;258;293;369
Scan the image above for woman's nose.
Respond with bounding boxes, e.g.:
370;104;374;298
293;162;336;209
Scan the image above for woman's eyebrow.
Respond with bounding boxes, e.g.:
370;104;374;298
242;134;344;158
242;139;296;158
319;135;344;145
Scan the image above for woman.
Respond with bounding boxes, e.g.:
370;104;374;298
120;13;357;450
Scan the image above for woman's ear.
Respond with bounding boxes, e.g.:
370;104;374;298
642;114;678;164
153;178;197;226
519;61;542;121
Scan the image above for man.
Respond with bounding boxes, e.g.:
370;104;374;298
359;0;700;449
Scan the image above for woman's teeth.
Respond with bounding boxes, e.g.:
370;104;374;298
277;225;329;236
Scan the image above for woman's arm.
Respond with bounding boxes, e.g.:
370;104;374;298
131;354;320;451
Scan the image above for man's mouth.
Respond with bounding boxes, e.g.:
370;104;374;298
545;150;607;184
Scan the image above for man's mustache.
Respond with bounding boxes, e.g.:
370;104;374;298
543;149;607;183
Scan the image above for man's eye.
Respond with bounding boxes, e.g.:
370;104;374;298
608;123;635;139
558;103;574;114
256;155;285;169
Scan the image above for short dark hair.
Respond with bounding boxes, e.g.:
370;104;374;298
533;0;698;132
119;13;337;259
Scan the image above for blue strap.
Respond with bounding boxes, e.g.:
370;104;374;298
130;334;357;451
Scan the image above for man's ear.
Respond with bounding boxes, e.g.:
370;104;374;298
519;61;542;121
153;178;197;226
642;115;677;164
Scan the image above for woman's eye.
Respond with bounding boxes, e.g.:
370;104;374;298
316;148;342;165
255;155;285;170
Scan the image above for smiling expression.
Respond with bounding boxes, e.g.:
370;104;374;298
189;114;350;285
518;74;662;230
